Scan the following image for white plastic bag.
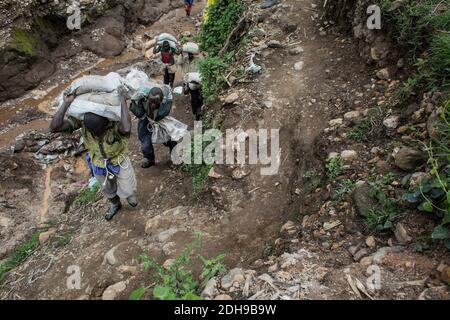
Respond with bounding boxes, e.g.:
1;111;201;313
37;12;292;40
149;116;188;144
182;42;199;54
184;72;202;90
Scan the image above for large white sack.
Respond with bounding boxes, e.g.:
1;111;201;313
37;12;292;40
67;92;122;122
157;33;178;44
182;42;199;54
184;72;202;90
124;69;173;100
67;72;122;95
54;72;124;121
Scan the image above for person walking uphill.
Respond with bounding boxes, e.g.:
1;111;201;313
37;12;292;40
130;86;179;168
50;86;138;221
154;41;180;88
185;0;194;17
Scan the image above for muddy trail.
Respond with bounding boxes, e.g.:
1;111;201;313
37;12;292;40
1;0;449;300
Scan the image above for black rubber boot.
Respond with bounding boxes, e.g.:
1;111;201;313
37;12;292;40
127;195;138;208
141;158;156;168
105;196;122;221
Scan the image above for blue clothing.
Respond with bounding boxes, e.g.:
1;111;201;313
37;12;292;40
85;153;120;176
185;0;194;5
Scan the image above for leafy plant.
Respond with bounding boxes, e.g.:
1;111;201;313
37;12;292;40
403;99;450;248
199;254;226;287
199;0;244;57
326;156;344;180
73;181;100;206
130;234;227;300
366;174;398;231
0;231;42;282
332;179;355;204
347;119;372;142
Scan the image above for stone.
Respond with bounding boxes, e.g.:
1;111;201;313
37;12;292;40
214;294;232;300
394;223;412;244
360;256;374;267
163;259;176;270
201;277;218;298
13;140;26;153
102;281;127;300
289;47;304;55
353;248;368;261
267;40;283;48
340;150;358;161
104;246;118;266
38;228;56;245
376;68;390;80
329;118;343;126
373;247;403;264
268;263;278;273
0;216;12;228
294;61;304;71
225;92;239;104
221;268;245;290
344;111;360;120
365;236;376;248
353;184;377;217
427;112;442;139
441;266;450;284
263;100;273;108
117;265;138;275
394;147;426;171
383;115;400;129
157;228;178;242
145;216;163;235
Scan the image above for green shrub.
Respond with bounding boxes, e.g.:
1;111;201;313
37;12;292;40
366;174;398;231
403;100;450;248
0;231;42;282
326;156;344;180
129;234;227;300
199;0;244;56
73;181;100;206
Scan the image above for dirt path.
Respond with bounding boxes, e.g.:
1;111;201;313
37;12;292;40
1;0;448;300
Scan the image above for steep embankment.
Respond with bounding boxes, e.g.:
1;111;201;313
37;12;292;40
0;0;182;102
0;0;449;300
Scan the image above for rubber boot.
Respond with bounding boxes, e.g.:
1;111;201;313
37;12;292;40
142;158;156;168
127;195;138;208
105;196;122;221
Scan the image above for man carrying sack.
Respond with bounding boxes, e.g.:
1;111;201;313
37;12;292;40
50;85;137;221
130;85;187;168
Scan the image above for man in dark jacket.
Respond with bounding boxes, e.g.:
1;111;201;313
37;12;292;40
130;86;177;168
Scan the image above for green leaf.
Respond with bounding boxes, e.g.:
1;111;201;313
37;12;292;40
442;212;450;225
128;286;146;300
445;239;450;250
183;292;202;300
418;201;433;212
403;192;421;203
431;225;450;240
153;286;174;300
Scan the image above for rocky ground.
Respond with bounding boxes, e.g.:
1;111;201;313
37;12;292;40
0;0;449;300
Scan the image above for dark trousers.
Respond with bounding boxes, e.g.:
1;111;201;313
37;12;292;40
138;118;177;163
164;68;176;87
190;89;203;121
